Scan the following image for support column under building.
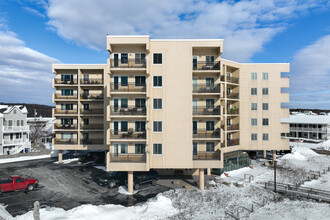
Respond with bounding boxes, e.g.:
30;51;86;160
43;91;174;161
128;171;133;194
207;168;211;176
272;150;276;163
263;150;267;158
199;168;204;190
58;150;63;163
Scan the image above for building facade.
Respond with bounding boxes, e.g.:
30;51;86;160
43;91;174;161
52;36;290;192
0;105;31;155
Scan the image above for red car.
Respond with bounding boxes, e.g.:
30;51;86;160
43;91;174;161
0;176;38;193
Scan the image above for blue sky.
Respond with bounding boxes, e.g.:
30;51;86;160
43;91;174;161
0;0;330;109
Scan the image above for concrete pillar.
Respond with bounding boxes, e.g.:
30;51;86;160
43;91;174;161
128;171;133;194
58;150;63;163
263;150;267;158
106;151;110;171
272;150;276;163
207;168;211;176
199;168;204;190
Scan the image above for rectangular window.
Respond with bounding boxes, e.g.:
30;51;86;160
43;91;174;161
121;121;128;131
251;72;257;80
251;88;257;95
61;104;73;110
120;144;128;154
121;53;128;64
17;120;20;126
251;118;257;126
262;103;269;110
153;76;162;87
153;144;162;154
121;98;128;108
206;142;215;152
251;103;257;110
263;133;269;141
121;76;128;86
83;89;89;96
61;89;73;96
263;118;269;126
153;53;162;64
83;74;89;82
135;53;146;64
153;121;162;132
262;72;268;80
153;98;162;109
206;121;215;131
61;74;73;82
61;118;73;125
251;133;258;141
61;133;73;140
135;144;146;154
135;76;146;86
83;103;89;110
135;98;146;108
206;56;215;66
21;120;24;126
83;118;89;125
206;99;215;108
262;88;269;95
135;121;146;131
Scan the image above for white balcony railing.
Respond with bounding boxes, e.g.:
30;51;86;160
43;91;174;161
3;125;30;132
3;139;30;145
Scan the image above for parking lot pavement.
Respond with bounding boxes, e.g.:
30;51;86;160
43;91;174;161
0;158;170;217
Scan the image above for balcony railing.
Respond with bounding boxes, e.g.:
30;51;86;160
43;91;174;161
227;139;239;146
54;138;78;145
110;83;146;93
227;93;239;99
227;108;239;115
193;61;220;70
54;109;78;114
193;150;221;160
80;93;104;100
80;79;103;85
110;106;146;116
54;79;78;85
193;106;220;115
193;129;221;138
227;124;239;131
54;124;78;129
80;123;104;129
110;129;146;139
221;75;239;84
80;109;104;114
110;59;146;68
3;126;29;131
110;153;146;163
3;139;29;145
80;138;104;145
54;94;78;100
193;84;220;93
289;127;327;132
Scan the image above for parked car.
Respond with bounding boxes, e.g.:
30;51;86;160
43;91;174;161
97;171;127;188
78;151;105;164
0;176;38;194
130;170;159;190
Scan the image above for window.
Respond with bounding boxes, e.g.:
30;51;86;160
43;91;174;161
153;53;162;64
206;78;214;87
120;144;128;154
262;103;269;110
21;120;24;126
121;76;128;86
263;133;269;141
153;121;162;132
206;142;215;152
135;121;146;131
262;118;269;126
135;53;146;64
153;144;162;154
121;53;128;64
153;76;162;87
262;72;268;80
226;72;231;80
61;118;73;125
61;74;73;82
83;74;89;82
83;103;89;110
153;99;162;109
16;178;25;183
193;142;198;155
61;104;73;110
121;121;128;131
121;98;128;108
61;133;73;140
227;133;231;140
206;121;215;131
83;118;89;125
227;118;231;126
135;98;146;108
135;144;146;154
135;76;146;86
251;103;257;110
206;56;215;66
16;120;20;126
262;88;269;95
251;88;257;95
251;118;257;126
14;110;17;114
83;89;89;96
61;89;73;96
251;133;258;141
206;99;214;108
226;88;231;95
251;72;257;80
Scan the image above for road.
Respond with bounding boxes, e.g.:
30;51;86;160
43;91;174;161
0;157;170;217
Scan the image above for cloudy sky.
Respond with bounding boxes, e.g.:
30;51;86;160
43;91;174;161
0;0;329;109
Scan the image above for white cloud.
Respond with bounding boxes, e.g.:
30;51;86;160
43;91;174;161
46;0;329;62
0;29;59;104
290;34;330;109
23;6;46;18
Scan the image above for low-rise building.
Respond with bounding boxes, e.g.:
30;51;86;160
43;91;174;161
27;117;55;149
0;105;31;155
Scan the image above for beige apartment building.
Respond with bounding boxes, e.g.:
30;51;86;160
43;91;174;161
52;35;290;192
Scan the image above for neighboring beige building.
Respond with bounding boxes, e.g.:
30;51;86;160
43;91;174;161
52;35;290;192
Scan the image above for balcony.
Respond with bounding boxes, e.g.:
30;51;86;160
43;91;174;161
54;109;78;114
80;93;104;100
80;138;104;145
110;106;146;116
3;126;29;132
193;61;220;71
193;84;220;93
3;139;29;145
80;109;104;114
80;123;104;130
110;129;146;139
110;59;146;69
80;79;103;85
227;108;239;115
221;75;239;84
227;139;239;146
193;129;221;139
193;150;220;160
193;106;220;115
110;83;146;93
110;153;146;163
54;79;78;85
54;94;78;100
227;93;239;99
227;124;239;131
54;124;78;129
54;138;78;145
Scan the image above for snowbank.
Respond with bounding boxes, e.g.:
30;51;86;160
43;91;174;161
54;158;78;164
0;154;50;164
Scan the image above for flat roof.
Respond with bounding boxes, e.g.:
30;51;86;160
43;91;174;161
281;114;330;124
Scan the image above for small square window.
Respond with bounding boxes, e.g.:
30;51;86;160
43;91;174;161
251;118;257;126
251;72;257;80
153;144;162;154
206;121;215;131
251;103;257;110
262;88;269;95
263;133;269;141
206;142;215;152
262;103;269;110
153;121;162;132
251;133;258;141
153;99;162;109
263;118;269;126
153;76;162;87
153;53;162;64
262;72;268;80
251;88;257;95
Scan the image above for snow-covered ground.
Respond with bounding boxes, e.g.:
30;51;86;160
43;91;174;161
1;146;329;219
53;158;78;164
0;154;51;164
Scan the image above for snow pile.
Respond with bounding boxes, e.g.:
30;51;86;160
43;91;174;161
0;154;50;164
54;158;78;164
117;186;139;195
319;140;330;150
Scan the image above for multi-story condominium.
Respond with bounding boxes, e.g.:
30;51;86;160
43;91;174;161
281;112;330;142
52;35;290;192
0;105;31;155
